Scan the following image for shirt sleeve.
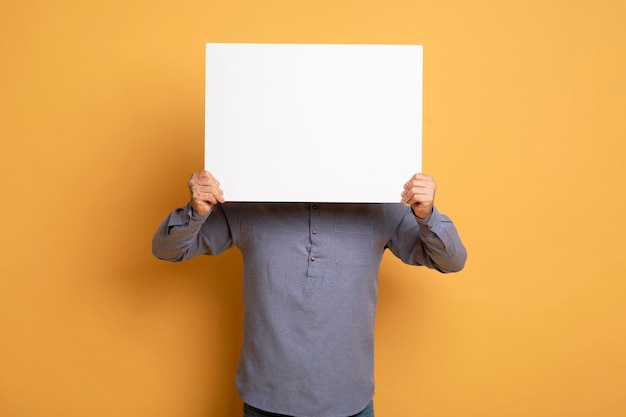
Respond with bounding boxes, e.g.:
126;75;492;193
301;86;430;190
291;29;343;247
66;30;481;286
386;205;467;273
151;203;237;262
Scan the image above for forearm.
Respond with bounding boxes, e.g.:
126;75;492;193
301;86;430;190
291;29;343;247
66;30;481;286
414;207;467;272
392;205;467;273
151;203;213;262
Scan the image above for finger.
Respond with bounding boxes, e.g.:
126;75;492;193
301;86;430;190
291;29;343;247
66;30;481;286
417;173;434;180
193;193;222;207
190;171;220;185
193;194;218;205
409;187;435;199
196;170;216;179
194;188;224;202
190;184;219;194
406;172;434;183
193;187;222;197
404;186;436;200
401;174;435;204
189;185;219;200
407;194;433;205
401;185;430;195
408;173;433;181
405;179;436;190
404;186;434;200
408;184;435;193
401;191;427;205
190;178;220;190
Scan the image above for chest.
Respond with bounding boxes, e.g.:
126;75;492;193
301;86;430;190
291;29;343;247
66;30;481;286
237;203;394;267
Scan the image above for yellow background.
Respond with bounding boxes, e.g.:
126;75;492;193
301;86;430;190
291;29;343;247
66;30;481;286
1;1;625;416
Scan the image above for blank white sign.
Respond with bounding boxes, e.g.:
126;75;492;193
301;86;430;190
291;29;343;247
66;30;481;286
205;43;422;202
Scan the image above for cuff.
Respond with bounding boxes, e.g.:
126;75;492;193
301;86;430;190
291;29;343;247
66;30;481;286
413;206;441;229
188;204;212;221
167;203;211;228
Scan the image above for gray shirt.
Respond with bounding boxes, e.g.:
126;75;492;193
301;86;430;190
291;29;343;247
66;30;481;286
152;202;466;417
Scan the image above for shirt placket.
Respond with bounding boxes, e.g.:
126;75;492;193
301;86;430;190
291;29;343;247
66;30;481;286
305;203;323;293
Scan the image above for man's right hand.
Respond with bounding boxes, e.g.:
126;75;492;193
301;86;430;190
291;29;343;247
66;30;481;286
188;170;225;216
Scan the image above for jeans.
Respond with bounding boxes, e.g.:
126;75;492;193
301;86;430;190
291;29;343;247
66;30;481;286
243;400;374;417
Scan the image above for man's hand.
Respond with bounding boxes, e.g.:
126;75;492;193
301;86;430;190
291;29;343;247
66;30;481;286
188;170;225;216
401;173;437;219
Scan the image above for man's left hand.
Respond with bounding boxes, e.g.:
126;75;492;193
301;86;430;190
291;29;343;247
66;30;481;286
401;173;437;219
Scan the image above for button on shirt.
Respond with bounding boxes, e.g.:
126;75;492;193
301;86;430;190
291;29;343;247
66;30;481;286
152;202;466;417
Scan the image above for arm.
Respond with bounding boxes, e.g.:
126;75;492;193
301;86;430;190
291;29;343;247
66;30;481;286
391;173;467;272
151;171;234;262
388;205;467;273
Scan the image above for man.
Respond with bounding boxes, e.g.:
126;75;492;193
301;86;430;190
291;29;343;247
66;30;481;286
152;170;466;417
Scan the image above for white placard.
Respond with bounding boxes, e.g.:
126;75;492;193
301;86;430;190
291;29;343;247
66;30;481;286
205;43;422;202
